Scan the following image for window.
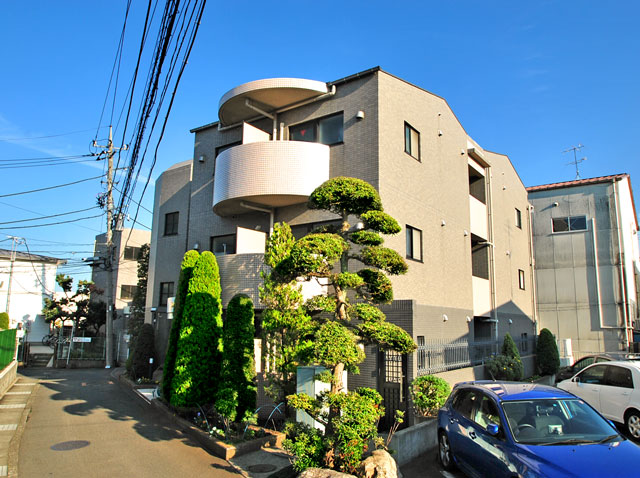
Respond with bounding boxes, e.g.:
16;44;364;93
290;219;342;239
552;215;587;233
520;333;528;352
518;269;526;290
289;113;343;145
215;141;241;157
452;390;477;419
468;166;486;204
164;212;179;236
471;235;490;279
159;282;174;307
406;225;423;262
124;246;140;261
474;394;502;429
404;122;420;160
210;234;236;255
515;208;522;229
576;364;606;384
417;336;425;370
606;365;633;389
120;285;137;300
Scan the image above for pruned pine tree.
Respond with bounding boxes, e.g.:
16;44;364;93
263;177;416;471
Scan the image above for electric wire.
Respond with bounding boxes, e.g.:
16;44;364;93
0;175;103;198
0;206;100;225
0;213;105;230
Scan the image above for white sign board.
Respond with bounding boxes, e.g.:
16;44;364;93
72;337;92;343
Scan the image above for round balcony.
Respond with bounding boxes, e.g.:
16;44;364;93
213;141;330;216
218;78;329;126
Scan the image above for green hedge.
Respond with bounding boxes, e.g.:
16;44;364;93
170;251;223;408
219;294;256;422
0;329;17;369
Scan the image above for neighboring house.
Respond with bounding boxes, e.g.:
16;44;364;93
528;174;640;358
91;228;150;362
0;249;66;342
146;67;536;420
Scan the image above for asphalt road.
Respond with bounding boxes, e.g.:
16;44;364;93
17;368;240;478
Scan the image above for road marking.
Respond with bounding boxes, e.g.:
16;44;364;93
5;391;30;395
0;424;17;431
13;383;35;386
0;404;25;409
441;472;456;478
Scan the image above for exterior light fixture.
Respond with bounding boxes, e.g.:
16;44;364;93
443;314;449;322
356;110;365;120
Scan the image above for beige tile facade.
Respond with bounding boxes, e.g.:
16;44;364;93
147;68;536;386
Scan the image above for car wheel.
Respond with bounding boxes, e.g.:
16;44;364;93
438;431;455;471
626;410;640;440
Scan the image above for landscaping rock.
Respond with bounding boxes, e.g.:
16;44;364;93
361;449;402;478
298;468;356;478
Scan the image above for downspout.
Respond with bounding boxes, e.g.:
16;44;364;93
613;179;632;348
528;205;538;335
240;202;274;236
486;168;498;341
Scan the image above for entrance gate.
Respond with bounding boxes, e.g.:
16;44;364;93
378;349;408;430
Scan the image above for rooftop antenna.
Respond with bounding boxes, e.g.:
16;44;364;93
563;144;587;180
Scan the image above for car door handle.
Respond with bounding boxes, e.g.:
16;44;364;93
469;431;477;439
449;417;458;424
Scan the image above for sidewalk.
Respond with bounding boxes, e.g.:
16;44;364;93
0;373;38;478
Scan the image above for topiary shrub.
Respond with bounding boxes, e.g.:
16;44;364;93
0;312;9;330
162;250;199;402
410;375;451;417
131;323;156;379
171;251;223;408
536;328;560;376
220;294;256;422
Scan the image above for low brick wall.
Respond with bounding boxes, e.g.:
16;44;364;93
0;360;18;398
387;417;438;466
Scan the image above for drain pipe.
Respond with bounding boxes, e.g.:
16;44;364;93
240;202;274;235
527;205;538;335
613;179;632;348
244;100;277;140
486;168;499;341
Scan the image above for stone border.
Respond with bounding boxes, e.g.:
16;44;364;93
117;370;284;461
0;361;18;398
387;418;437;466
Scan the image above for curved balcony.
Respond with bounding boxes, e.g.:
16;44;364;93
213;141;330;216
218;78;329;126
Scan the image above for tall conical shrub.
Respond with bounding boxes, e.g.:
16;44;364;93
132;323;157;379
502;333;523;380
170;251;223;407
536;328;560;376
218;294;256;422
162;250;199;402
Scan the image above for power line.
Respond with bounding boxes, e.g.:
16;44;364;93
0;213;105;230
0;175;103;198
0;158;97;170
0;206;100;225
0;128;102;142
0;153;95;162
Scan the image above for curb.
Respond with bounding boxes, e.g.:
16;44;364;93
7;379;38;478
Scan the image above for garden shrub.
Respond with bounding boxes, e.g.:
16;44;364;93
536;328;560;376
283;421;327;472
162;250;199;402
410;375;451;417
220;294;256;422
486;354;523;381
131;323;156;379
0;313;9;330
170;251;223;408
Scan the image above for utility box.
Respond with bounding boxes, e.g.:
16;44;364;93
296;366;347;431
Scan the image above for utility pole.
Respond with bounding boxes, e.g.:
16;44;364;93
5;236;24;320
93;126;127;368
563;144;586;180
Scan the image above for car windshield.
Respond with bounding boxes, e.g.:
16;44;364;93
502;398;622;445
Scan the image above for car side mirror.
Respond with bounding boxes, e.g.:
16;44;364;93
486;423;500;436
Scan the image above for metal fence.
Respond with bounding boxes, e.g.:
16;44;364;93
56;336;106;362
0;329;17;369
416;336;537;376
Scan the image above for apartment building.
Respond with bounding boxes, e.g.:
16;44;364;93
0;249;65;342
147;67;535;417
528;174;640;358
91;228;150;362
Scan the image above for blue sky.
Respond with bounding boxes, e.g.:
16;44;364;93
1;1;638;286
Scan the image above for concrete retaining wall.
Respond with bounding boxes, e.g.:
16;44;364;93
0;361;18;398
388;418;438;466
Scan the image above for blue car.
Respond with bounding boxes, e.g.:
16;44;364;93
437;381;640;478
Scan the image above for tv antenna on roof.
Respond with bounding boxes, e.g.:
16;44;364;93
563;144;587;180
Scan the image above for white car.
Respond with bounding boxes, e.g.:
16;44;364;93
557;360;640;439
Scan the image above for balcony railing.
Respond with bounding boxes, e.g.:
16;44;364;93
213;141;330;216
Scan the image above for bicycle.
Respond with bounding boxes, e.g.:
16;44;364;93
42;333;59;348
